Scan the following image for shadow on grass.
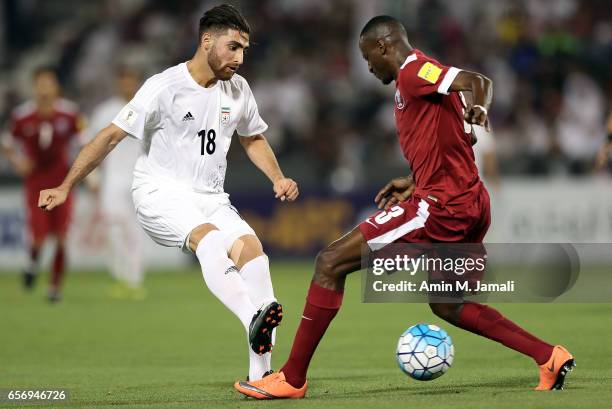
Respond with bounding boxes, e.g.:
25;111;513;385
304;374;539;400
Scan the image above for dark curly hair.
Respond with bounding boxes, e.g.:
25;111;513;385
199;4;250;40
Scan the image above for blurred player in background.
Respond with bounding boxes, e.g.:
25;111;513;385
237;15;574;399
472;124;499;191
1;66;83;303
38;4;298;382
86;67;146;299
595;111;612;172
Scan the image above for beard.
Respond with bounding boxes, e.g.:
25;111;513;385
375;69;393;85
381;75;393;85
208;47;234;81
371;67;393;85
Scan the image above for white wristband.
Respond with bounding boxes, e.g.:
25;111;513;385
473;104;488;115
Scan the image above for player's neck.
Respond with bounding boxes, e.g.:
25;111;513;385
393;45;414;80
187;54;218;88
36;99;55;117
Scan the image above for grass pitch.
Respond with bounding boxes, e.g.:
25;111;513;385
1;262;611;408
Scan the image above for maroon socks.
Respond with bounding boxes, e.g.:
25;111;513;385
281;282;344;388
458;302;554;365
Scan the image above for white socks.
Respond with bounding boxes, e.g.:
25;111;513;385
108;220;144;287
195;230;257;331
195;232;277;381
239;255;276;308
239;255;277;380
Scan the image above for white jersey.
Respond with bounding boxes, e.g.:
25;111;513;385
472;125;495;177
88;96;143;199
112;62;267;193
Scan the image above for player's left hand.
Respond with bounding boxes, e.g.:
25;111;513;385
273;177;299;202
375;176;415;210
464;105;490;132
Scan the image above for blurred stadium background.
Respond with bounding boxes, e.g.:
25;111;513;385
1;2;612;407
0;0;611;270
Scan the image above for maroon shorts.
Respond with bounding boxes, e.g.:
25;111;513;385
359;186;490;250
360;187;490;292
25;188;73;243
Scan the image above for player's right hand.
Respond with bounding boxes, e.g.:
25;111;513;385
375;176;415;210
273;177;299;202
14;159;34;178
464;104;490;132
38;186;69;211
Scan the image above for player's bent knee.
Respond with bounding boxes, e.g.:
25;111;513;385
230;234;264;269
315;246;343;280
188;223;220;252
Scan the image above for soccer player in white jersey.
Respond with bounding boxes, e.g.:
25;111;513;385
38;4;298;382
86;67;146;299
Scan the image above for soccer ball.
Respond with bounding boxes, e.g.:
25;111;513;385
396;323;454;381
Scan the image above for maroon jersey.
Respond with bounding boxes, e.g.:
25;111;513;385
9;99;81;191
395;50;481;207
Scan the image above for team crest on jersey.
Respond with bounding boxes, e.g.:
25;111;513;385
395;89;405;110
54;117;70;134
221;107;231;126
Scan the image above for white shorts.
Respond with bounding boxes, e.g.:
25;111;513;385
132;180;255;253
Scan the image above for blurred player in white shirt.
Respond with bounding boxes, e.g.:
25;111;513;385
472;124;499;191
86;67;145;299
38;4;298;382
595;111;612;172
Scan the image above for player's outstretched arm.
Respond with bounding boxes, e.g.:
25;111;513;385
238;134;299;202
38;123;128;211
450;71;493;131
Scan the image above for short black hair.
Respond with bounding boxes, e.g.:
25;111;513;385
198;4;250;40
33;65;59;80
360;15;406;38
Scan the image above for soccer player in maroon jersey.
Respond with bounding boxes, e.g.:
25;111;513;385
1;67;82;302
235;16;575;398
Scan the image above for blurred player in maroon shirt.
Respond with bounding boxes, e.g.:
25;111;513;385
1;66;82;302
237;16;574;399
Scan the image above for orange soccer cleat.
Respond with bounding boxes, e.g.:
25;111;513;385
535;345;575;390
234;371;307;399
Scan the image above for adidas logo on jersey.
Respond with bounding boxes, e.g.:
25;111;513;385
182;112;195;121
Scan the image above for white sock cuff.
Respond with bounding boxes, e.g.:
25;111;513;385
239;254;269;272
195;230;224;256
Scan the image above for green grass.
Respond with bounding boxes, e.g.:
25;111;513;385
1;262;611;408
